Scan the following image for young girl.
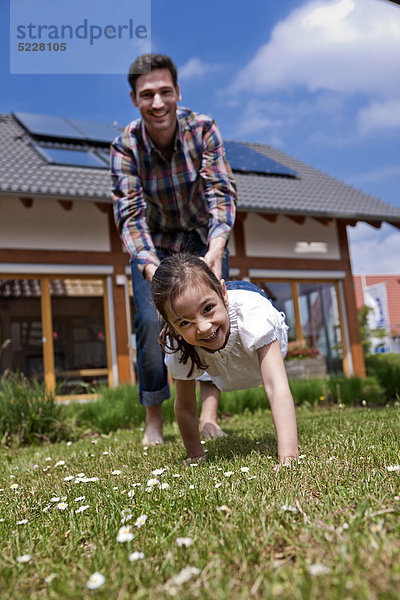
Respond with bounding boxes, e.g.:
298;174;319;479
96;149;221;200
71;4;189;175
151;253;298;465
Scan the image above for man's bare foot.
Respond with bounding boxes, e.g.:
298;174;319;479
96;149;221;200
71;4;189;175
142;405;164;446
201;422;228;440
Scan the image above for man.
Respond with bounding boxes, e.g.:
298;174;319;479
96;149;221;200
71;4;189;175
111;53;237;445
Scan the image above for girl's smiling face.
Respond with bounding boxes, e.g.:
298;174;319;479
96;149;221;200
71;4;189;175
165;281;230;352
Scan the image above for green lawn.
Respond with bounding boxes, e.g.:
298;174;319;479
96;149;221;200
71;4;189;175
0;406;399;599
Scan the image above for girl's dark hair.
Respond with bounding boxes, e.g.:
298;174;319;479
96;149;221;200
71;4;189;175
151;253;226;377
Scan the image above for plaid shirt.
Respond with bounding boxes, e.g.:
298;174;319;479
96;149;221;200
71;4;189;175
110;106;237;271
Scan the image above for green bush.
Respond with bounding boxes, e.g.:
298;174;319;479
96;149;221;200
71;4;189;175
365;353;400;398
219;386;267;415
328;376;385;406
0;373;70;446
69;384;175;433
287;378;326;407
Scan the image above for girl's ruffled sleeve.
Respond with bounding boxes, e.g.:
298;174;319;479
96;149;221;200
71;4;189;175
234;292;288;355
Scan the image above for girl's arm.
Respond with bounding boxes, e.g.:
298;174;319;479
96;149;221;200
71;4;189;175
257;340;299;463
174;379;205;460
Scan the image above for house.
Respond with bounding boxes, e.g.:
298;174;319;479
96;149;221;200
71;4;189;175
1;111;400;399
353;274;400;352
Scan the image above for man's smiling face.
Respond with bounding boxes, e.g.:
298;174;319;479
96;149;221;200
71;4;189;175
131;68;181;143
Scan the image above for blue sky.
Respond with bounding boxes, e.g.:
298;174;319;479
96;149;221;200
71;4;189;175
2;0;400;273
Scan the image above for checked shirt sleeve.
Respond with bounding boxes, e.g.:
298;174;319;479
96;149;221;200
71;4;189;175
200;121;237;245
110;130;160;272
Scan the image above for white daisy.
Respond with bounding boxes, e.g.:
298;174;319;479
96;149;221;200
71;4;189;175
86;572;105;589
129;551;144;562
134;514;148;528
172;566;200;585
116;526;134;543
16;554;31;563
176;537;193;547
75;505;90;514
308;563;331;576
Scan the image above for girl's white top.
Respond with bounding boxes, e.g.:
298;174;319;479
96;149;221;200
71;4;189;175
165;289;288;392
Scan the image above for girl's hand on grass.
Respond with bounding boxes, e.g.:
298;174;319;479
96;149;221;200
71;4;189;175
183;455;206;466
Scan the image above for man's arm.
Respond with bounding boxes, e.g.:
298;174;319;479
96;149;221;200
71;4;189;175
204;236;226;280
110;129;160;274
174;379;205;460
200;121;237;276
257;341;299;463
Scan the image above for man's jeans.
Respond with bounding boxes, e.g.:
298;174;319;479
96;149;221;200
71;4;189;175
130;236;230;407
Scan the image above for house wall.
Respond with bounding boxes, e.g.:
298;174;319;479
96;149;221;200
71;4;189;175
0;196;110;252
241;214;340;259
353;274;400;337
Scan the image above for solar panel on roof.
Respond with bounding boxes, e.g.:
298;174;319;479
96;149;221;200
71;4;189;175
96;148;111;165
14;112;85;140
224;141;297;177
14;112;121;144
69;118;121;144
35;146;108;169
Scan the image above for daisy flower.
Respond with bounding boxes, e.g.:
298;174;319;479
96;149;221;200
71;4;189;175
86;572;105;589
56;502;68;511
75;505;90;514
10;484;19;490
44;573;57;583
134;514;148;528
386;465;400;472
308;563;331;576
16;554;31;563
128;490;135;498
146;478;159;488
129;551;144;562
217;505;231;513
116;526;134;543
74;496;86;502
176;537;193;547
224;471;234;477
172;566;200;585
152;468;166;476
111;470;122;475
54;460;65;468
121;509;133;523
160;483;170;490
64;475;74;482
16;519;28;525
240;467;250;473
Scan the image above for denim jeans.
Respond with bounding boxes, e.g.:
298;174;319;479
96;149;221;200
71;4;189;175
130;233;230;407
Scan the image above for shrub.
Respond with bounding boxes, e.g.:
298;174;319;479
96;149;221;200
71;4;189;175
365;353;400;398
287;378;326;407
328;376;385;406
0;373;70;445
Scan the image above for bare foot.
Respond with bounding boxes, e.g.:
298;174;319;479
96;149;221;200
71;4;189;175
201;422;228;440
142;405;164;446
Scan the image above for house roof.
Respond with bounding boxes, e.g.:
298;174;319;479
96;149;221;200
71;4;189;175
1;112;400;227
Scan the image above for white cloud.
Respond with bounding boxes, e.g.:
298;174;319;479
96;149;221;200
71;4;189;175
231;0;400;98
358;99;400;133
348;222;400;274
232;100;285;140
179;58;215;80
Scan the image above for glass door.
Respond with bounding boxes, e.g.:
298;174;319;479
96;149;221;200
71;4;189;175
0;279;44;379
50;278;109;395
